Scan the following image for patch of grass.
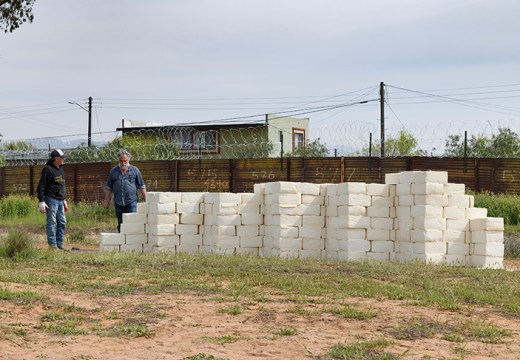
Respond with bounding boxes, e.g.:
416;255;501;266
0;194;33;218
460;320;511;344
386;316;445;340
203;334;242;345
274;326;298;336
324;338;397;360
0;286;47;304
473;192;520;226
183;354;228;360
218;305;243;316
328;305;377;320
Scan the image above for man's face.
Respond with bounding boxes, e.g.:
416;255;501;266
118;155;129;170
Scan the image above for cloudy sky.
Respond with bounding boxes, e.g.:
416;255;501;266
1;0;519;153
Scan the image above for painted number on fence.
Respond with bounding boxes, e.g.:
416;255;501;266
251;170;275;180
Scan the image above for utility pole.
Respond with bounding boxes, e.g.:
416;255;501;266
380;82;385;158
88;96;93;147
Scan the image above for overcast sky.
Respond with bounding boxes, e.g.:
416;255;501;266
1;0;519;153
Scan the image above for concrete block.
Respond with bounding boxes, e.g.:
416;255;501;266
264;181;300;194
470;217;504;231
148;234;179;247
235;247;260;256
180;213;204;225
302;238;325;250
268;204;297;215
146;192;160;204
447;219;470;231
414;171;448;184
396;218;413;231
204;192;240;204
444;183;465;195
148;224;176;235
371;240;394;252
338;205;366;217
399;171;419;184
395;229;410;242
265;193;301;205
413;241;446;254
445;230;467;243
302;216;325;227
469;256;503;269
297;204;322;216
264;226;298;238
471;231;504;244
444;207;466;220
211;225;236;236
366;183;391;196
125;234;148;245
396;241;413;253
272;215;302;227
181;192;205;203
137;202;148;214
338;194;371;206
120;244;142;253
241;213;264;225
238;203;261;214
273;237;302;250
367;229;390;241
448;195;471;208
240;236;263;248
336;228;366;240
324;184;338;197
337;182;366;195
300;226;323;239
214;236;239;248
337;251;367;261
466;207;488;219
148;214;179;225
297;182;321;195
177;202;200;214
411;205;443;218
396;183;411;195
326;205;338;217
122;213;147;224
301;195;325;205
367;206;390;218
409;253;444;264
411;183;444;195
398;195;414;206
120;223;145;234
396;206;411;218
215;214;241;226
100;245;120;252
237;225;259;237
385;173;400;184
100;232;125;245
253;183;266;194
414;195;448;207
370;217;394;230
411;229;444;242
371;196;394;207
338;238;370;252
180;234;203;246
158;192;182;203
149;202;177;214
337;215;370;229
176;224;200;235
413;217;446;230
212;203;238;215
470;243;504;257
241;192;263;204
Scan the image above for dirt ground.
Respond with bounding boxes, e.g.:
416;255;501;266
1;244;520;359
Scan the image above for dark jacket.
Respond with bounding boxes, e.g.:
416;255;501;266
37;159;66;201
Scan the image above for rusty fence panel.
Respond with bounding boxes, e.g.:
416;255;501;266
1;157;520;200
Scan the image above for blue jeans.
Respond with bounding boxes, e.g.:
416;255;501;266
44;196;67;247
115;202;137;232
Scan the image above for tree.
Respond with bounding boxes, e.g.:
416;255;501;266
285;138;329;158
444;127;520;158
359;129;425;157
0;0;35;33
2;140;35;150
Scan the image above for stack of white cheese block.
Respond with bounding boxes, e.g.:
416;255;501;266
100;170;504;268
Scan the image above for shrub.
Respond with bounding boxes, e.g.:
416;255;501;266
0;229;35;259
473;192;520;226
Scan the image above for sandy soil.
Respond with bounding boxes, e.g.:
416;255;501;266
1;243;520;359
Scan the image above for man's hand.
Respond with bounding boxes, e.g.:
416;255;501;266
64;200;68;212
38;202;48;214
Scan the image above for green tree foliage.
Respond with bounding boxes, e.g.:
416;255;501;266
444;127;520;158
234;141;273;159
285;138;329;158
2;140;35;150
359;129;425;157
0;0;35;33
